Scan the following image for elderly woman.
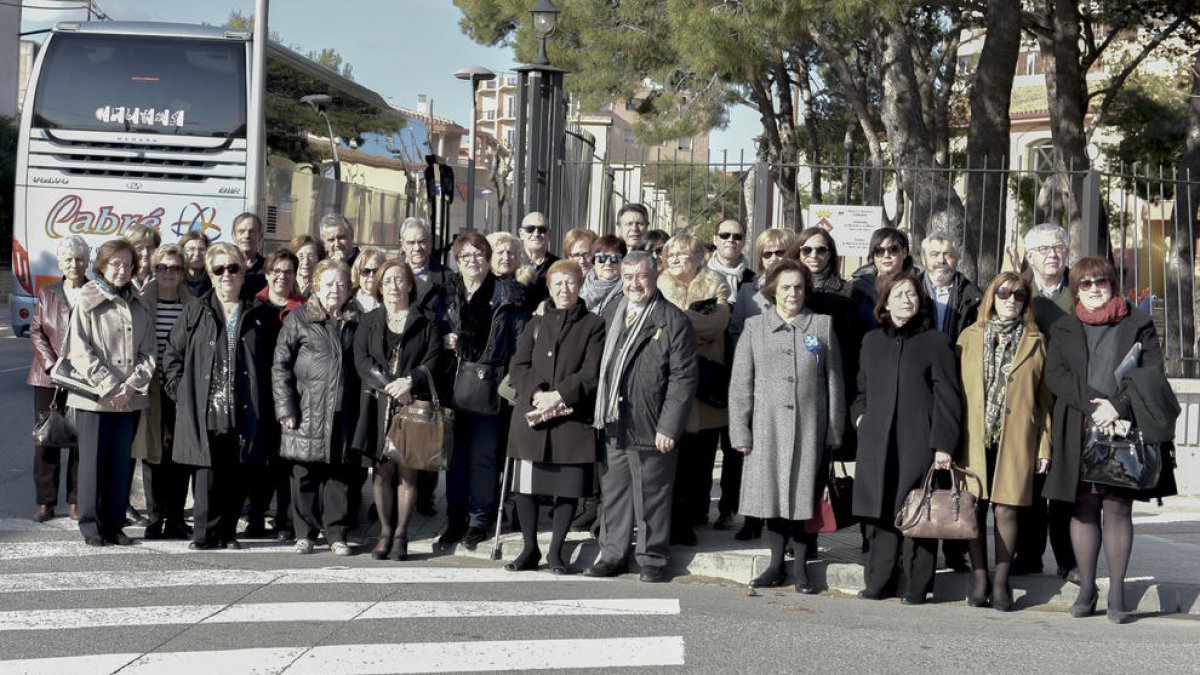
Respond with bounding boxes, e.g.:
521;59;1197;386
179;231;212;298
957;272;1052;611
350;247;387;314
132;245;196;540
124;224;160;294
1043;257;1175;624
504;259;606;574
28;235;90;522
353;260;442;561
273;259;363;555
579;234;627;320
288;234;326;298
731;259;843;593
163;243;278;550
563;228;598;276
851;271;962;604
440;232;527;551
849;227;913;330
659;233;731;546
65;239;155;546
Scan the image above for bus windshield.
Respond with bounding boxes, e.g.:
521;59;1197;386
31;32;247;138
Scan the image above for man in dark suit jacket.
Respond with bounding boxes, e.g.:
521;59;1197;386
585;251;698;583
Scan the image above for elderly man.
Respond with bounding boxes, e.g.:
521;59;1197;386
320;213;359;267
585;251;698;583
917;232;982;342
233;212;268;296
707;218;756;303
617;203;650;250
1014;222;1078;579
518;211;560;312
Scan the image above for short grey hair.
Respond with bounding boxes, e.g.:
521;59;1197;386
486;231;520;250
319;213;353;235
921;231;960;256
56;235;90;261
1024;222;1068;250
401;217;429;238
622;250;658;276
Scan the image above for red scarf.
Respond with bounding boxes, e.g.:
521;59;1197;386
1075;295;1128;326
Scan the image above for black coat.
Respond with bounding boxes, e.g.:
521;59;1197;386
917;269;983;341
162;294;280;467
507;300;606;464
351;307;444;461
808;287;864;461
1042;303;1175;502
446;273;527;387
850;319;963;520
413;261;458;334
271;300;362;464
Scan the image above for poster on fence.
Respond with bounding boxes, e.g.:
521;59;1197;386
805;204;883;257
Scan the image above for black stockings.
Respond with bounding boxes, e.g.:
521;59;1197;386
374;462;418;539
1071;491;1133;610
764;518;810;584
513;494;578;568
966;502;1019;599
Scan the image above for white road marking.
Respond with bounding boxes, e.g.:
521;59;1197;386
0;566;603;593
0;599;680;631
0;540;295;561
0;638;686;674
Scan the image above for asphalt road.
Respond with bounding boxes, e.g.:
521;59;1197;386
1;330;39;520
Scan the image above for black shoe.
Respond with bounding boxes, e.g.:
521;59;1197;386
734;519;762;541
504;549;542;572
389;535;409;562
143;521;165;540
795;581;818;595
462;527;488;551
749;569;787;588
125;506;149;527
967;594;991;608
639;566;671;583
584;559;627;578
84;535;106;547
992;583;1014;612
901;594;927;606
670;527;697;546
372;535;392;561
858;588;885;600
1070;585;1098;618
1107;607;1132;624
223;539;242;550
106;530;134;546
243;519;270;539
163;520;193;540
436;526;467;551
571;501;599;532
188;540;215;551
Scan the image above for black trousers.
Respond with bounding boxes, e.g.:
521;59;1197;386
863;518;937;598
142;397;189;526
291;461;361;543
672;428;720;530
75;410;138;540
246;457;293;532
717;428;743;517
191;433;243;545
1015;474;1077;570
32;386;79;507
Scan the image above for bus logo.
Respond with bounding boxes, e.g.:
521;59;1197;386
170;202;223;240
44;194;164;239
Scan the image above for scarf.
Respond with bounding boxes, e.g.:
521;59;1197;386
580;269;623;315
983;318;1024;447
811;268;845;293
1075;295;1128;326
94;277;136;303
595;296;658;427
707;257;746;302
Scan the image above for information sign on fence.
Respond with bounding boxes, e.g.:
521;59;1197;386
805;204;883;257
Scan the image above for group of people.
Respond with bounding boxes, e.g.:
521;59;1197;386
28;206;1176;623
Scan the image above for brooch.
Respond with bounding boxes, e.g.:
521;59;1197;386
803;334;821;358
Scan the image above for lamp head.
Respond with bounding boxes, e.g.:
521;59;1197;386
299;94;333;114
530;0;559;38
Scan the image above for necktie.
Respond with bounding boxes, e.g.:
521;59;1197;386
626;310;636;328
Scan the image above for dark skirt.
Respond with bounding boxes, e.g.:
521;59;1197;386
511;459;593;499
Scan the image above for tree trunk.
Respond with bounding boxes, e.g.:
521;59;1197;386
1168;47;1200;377
797;59;823;204
874;15;966;262
965;0;1020;281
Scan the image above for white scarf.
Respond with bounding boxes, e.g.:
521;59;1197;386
707;256;746;303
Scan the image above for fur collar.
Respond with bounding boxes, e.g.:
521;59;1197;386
660;267;729;309
304;297;360;324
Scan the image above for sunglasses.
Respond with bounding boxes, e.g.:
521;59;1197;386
799;246;829;257
594;253;623;264
360;267;379;276
760;250;786;260
211;264;242;276
154;264;183;273
1078;277;1111;291
872;244;903;257
522;226;549;235
995;286;1028;302
716;232;744;241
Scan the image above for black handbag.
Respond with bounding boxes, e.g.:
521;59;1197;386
32;395;77;448
50;319;103;401
451;313;506;416
1081;425;1163;490
695;356;729;409
806;460;855;533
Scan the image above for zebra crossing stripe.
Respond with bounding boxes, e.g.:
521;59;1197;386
0;637;686;674
0;599;680;631
0;567;605;593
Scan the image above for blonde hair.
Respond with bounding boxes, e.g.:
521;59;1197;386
204;242;246;275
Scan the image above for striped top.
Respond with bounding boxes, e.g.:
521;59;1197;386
155;299;184;360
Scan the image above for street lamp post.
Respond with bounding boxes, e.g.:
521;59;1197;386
454;65;496;232
529;0;560;66
513;0;567;230
300;94;342;212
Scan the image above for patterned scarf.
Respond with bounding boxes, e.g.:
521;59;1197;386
983;318;1024;447
580;269;622;315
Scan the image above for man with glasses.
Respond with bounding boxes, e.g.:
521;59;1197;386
617;203;650;250
518;211;560;312
708;218;756;304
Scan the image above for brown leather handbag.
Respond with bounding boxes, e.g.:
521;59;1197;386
384;366;455;471
894;464;982;540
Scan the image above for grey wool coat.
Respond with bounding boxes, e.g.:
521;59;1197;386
729;307;845;520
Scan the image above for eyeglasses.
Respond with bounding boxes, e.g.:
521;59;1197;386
716;232;744;241
594;253;623;264
872;244;903;257
269;268;295;277
1077;277;1111;291
360;267;379;276
522;226;549;235
570;252;594;262
995;286;1028;302
154;264;183;273
1030;244;1066;257
761;250;786;260
211;264;242;276
798;246;829;257
457;252;486;262
106;261;132;272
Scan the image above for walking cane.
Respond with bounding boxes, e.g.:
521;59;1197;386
491;456;513;560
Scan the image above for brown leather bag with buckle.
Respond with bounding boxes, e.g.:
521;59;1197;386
894;464;982;540
384;365;455;471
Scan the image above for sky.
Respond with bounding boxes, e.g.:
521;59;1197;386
19;0;760;161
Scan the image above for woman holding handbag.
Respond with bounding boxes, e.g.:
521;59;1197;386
956;272;1052;611
851;271;962;605
729;259;844;593
504;260;606;574
1043;257;1174;624
440;232;526;551
353;260;442;561
28;235;90;522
